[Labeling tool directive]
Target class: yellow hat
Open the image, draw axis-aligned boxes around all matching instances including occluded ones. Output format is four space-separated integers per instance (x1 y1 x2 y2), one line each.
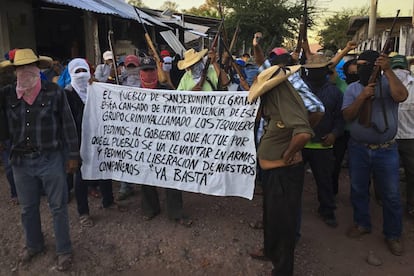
248 65 301 103
177 48 208 70
0 48 52 69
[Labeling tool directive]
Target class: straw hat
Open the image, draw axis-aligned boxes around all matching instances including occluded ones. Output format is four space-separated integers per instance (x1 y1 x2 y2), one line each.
248 65 301 103
177 48 208 70
0 48 52 69
302 54 332 69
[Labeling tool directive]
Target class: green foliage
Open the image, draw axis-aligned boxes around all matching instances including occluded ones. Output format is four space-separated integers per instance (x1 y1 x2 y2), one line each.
160 1 179 12
318 6 369 52
126 0 144 7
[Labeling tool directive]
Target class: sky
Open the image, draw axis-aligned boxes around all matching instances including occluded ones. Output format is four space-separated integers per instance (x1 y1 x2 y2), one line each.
141 0 413 17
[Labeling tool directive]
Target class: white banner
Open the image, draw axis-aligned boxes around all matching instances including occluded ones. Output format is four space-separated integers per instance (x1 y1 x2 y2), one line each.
80 82 260 199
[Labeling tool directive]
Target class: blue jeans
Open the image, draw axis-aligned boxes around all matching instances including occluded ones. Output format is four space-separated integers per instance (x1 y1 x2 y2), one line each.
11 150 72 255
348 139 402 239
1 140 17 198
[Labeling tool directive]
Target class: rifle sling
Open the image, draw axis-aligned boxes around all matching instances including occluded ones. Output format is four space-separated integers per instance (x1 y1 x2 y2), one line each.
371 78 389 134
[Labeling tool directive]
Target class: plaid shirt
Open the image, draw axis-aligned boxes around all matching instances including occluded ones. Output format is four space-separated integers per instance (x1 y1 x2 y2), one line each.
0 81 79 159
259 60 325 113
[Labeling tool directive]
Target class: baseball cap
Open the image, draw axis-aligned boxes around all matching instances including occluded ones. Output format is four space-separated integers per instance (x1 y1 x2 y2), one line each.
269 47 289 57
103 51 113 61
125 55 140 67
160 50 170 58
140 56 156 70
390 54 408 70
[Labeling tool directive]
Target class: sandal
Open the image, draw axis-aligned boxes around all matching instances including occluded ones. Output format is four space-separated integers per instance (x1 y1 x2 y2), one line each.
19 247 44 265
10 197 19 205
175 217 193 227
249 220 263 230
88 188 101 198
249 248 269 261
103 202 128 212
57 253 72 272
143 212 159 221
79 215 94 228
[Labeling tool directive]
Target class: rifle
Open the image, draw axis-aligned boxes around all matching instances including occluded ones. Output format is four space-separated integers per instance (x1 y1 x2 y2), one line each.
220 36 250 91
222 21 240 71
133 7 167 83
195 21 223 90
294 16 305 55
358 9 400 127
107 30 119 85
107 17 120 85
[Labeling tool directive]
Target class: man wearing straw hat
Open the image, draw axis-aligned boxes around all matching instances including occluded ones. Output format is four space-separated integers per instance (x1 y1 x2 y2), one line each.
248 65 314 276
0 48 78 271
177 48 229 91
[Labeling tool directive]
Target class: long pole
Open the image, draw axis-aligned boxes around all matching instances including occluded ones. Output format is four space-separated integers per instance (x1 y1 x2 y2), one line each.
368 0 378 39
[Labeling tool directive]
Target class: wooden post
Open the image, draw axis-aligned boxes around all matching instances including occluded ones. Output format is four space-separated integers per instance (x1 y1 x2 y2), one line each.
368 0 378 39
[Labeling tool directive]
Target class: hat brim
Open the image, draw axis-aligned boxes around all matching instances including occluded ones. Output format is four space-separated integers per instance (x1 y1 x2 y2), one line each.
0 56 52 70
248 65 301 103
177 49 208 70
302 61 332 69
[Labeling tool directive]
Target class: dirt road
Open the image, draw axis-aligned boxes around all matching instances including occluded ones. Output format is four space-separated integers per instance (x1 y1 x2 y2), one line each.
0 167 413 275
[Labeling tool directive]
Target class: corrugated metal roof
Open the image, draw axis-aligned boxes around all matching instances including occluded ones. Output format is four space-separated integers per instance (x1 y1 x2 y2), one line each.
42 0 169 28
44 0 117 15
160 31 187 56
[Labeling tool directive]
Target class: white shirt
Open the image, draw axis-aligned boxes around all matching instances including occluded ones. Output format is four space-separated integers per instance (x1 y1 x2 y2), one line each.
395 69 414 139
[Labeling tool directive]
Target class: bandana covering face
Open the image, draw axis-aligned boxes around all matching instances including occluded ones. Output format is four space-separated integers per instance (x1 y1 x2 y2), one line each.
16 65 41 105
68 58 90 103
140 69 158 89
162 56 173 72
125 67 141 87
190 61 205 83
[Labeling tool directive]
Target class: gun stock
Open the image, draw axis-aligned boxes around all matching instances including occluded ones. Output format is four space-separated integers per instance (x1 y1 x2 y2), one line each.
358 9 400 127
196 21 223 90
134 7 167 83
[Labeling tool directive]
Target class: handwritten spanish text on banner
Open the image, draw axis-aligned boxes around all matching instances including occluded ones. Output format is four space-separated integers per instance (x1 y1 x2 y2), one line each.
81 83 260 199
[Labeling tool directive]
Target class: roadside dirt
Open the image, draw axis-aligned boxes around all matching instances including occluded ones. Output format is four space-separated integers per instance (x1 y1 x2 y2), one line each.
0 166 413 275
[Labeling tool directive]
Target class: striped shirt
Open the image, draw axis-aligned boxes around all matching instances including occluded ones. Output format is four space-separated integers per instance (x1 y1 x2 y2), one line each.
259 59 325 113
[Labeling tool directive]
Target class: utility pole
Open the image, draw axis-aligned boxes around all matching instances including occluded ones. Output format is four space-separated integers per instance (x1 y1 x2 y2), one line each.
368 0 378 39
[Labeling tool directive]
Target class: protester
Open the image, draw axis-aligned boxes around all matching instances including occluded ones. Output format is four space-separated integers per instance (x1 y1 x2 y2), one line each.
177 48 230 91
302 54 345 228
94 50 117 83
139 56 192 227
117 54 141 200
0 48 78 271
252 34 325 128
248 64 313 276
342 50 408 256
391 54 414 218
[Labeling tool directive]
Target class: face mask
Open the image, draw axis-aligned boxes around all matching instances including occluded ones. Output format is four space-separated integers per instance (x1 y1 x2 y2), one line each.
357 63 374 86
16 65 42 105
125 67 141 87
345 73 359 84
306 67 328 87
71 71 90 103
190 61 204 80
140 69 158 89
162 62 172 72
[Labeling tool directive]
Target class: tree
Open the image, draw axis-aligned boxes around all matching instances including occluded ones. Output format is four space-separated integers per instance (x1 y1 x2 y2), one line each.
160 1 179 12
126 0 144 7
220 0 306 53
318 6 369 52
182 0 220 18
